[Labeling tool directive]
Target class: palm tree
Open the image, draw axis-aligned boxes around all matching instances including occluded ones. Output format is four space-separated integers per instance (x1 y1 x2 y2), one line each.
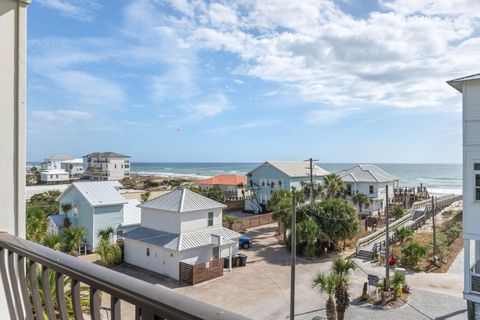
390 271 406 300
62 226 87 255
332 256 356 320
394 227 413 244
323 174 345 199
352 193 368 213
297 217 321 256
391 205 405 220
96 239 122 267
26 205 48 243
312 272 338 320
97 226 114 243
269 190 293 241
61 203 72 227
43 233 63 251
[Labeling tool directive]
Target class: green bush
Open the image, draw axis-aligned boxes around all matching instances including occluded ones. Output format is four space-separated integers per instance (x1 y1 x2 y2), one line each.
96 239 122 267
444 221 462 243
401 241 427 268
391 205 405 220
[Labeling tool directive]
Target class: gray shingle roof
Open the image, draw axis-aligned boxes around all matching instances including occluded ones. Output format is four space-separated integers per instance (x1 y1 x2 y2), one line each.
250 161 329 178
447 73 480 93
139 189 227 213
58 181 127 207
337 164 399 183
84 152 130 158
124 226 241 251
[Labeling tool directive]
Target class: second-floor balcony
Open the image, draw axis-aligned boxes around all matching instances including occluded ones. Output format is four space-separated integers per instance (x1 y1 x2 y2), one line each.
0 231 246 320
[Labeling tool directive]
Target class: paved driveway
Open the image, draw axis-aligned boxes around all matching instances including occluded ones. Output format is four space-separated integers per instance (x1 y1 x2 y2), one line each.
108 223 467 319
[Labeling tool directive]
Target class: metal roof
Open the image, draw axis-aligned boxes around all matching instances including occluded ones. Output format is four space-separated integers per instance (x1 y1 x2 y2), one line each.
139 188 227 213
447 73 480 93
84 152 130 158
58 181 127 207
48 214 65 227
40 169 70 175
124 226 241 251
249 161 329 178
121 199 141 227
337 164 399 183
45 155 74 161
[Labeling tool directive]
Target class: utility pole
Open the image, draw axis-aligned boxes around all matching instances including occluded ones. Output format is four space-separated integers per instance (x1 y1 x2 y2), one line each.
432 196 437 265
304 158 318 206
385 185 390 288
290 195 297 320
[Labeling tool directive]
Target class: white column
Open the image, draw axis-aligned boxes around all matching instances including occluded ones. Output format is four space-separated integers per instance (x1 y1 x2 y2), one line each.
229 244 232 271
465 239 471 293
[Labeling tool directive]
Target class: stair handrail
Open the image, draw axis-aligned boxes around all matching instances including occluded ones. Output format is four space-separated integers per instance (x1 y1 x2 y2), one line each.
355 194 461 254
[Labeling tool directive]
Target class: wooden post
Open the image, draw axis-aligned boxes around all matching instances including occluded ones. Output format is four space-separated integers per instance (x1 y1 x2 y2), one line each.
385 185 390 288
432 196 437 264
290 195 297 320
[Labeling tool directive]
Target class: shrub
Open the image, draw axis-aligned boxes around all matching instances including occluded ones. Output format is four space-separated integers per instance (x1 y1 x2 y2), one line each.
394 227 413 244
444 221 462 243
401 241 427 268
390 271 406 300
96 239 122 267
391 205 405 220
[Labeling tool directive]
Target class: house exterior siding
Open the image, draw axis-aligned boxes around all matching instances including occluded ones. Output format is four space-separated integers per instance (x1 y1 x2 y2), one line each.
248 163 291 204
141 208 181 233
180 208 222 232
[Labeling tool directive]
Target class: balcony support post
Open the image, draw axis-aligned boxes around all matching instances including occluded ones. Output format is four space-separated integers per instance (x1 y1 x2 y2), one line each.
466 239 471 293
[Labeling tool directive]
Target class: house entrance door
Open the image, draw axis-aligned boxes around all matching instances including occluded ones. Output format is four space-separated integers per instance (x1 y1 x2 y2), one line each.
212 246 219 259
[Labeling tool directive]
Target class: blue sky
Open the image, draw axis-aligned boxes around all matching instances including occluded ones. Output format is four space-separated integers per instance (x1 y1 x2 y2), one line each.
27 0 480 163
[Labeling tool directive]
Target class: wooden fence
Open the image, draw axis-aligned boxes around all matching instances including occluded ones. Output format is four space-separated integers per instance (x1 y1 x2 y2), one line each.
179 258 224 285
225 212 274 232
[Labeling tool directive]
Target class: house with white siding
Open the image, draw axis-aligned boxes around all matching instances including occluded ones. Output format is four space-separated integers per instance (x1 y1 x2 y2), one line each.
83 152 131 181
123 188 242 283
337 164 399 213
40 169 70 184
247 161 329 205
447 73 480 317
55 181 141 251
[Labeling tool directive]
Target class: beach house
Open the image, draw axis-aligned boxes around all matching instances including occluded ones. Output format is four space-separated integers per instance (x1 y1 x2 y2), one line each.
123 188 242 284
60 158 84 176
247 161 329 205
448 73 480 317
83 152 131 181
337 164 399 213
56 181 135 251
197 174 248 199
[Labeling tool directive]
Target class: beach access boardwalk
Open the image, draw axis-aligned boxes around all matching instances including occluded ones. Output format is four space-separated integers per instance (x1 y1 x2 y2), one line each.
356 194 462 260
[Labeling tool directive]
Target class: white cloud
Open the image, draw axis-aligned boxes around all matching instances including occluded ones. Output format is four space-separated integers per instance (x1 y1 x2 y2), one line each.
122 120 151 127
31 109 92 122
210 119 281 135
305 108 352 125
181 94 231 120
36 0 100 21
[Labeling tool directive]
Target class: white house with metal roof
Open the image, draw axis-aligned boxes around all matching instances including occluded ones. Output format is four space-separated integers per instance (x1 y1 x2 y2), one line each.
54 181 139 251
40 169 70 184
337 164 399 213
247 161 330 205
123 188 242 282
447 73 480 317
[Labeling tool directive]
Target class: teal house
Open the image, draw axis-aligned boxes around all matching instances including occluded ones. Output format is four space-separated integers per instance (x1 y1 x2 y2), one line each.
55 181 130 252
247 161 329 205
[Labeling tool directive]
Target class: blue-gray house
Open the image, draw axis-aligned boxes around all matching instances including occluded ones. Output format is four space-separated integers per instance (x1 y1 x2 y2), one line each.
247 161 329 205
55 181 129 252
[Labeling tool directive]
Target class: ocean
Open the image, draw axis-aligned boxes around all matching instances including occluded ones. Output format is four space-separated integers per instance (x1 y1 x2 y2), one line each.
129 162 462 195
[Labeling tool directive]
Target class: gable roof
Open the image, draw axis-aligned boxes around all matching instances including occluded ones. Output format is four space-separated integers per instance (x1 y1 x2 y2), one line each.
84 152 130 158
249 161 329 178
447 73 480 93
45 155 74 161
337 164 399 183
121 199 141 227
198 174 246 186
48 214 65 227
58 181 127 207
139 188 227 213
124 226 241 251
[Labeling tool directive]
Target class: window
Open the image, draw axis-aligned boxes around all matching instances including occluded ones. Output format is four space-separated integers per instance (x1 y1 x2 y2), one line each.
56 175 58 178
261 179 265 187
116 230 124 237
476 163 480 200
208 212 214 226
125 164 130 169
146 247 150 256
115 164 117 169
369 185 374 194
212 247 219 259
346 184 352 196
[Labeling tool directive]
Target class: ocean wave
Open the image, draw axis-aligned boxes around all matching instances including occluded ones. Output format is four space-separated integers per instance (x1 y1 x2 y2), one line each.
428 187 462 195
132 171 212 179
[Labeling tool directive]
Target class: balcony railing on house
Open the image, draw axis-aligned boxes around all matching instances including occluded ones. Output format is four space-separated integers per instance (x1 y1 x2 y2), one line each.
471 261 480 294
0 231 247 320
